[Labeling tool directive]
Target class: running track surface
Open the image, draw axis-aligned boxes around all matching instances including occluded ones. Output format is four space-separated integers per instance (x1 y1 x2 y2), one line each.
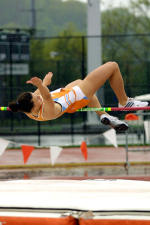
1 147 150 181
0 146 150 166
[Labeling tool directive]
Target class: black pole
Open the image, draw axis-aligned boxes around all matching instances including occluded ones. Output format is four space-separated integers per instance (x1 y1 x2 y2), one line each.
70 114 74 145
146 60 149 94
31 0 36 29
81 36 85 80
37 121 41 146
9 40 14 132
81 36 87 131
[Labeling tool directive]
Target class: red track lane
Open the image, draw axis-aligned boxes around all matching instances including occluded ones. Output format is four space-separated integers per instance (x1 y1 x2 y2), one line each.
0 147 150 165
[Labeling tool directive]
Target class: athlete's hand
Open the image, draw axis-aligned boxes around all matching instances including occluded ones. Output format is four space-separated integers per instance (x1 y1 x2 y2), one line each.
43 72 53 86
26 77 43 87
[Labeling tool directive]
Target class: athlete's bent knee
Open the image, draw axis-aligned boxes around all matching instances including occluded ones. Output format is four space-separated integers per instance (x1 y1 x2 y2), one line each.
106 61 119 71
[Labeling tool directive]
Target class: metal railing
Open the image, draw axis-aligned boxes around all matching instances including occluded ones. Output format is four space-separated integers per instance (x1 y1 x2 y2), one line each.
124 112 150 167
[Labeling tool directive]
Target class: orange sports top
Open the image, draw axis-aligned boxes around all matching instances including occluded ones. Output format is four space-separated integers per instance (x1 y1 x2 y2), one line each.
28 85 89 121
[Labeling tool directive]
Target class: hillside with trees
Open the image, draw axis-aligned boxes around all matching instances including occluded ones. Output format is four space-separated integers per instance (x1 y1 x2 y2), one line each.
0 0 86 36
1 0 150 103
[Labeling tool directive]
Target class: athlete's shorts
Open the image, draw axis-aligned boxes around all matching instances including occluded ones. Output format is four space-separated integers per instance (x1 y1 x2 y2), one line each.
51 86 89 113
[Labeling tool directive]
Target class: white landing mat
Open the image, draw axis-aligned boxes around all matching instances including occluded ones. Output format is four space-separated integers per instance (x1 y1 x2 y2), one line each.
0 179 150 212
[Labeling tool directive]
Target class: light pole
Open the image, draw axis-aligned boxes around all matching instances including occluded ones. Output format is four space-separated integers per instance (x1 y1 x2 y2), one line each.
87 0 104 124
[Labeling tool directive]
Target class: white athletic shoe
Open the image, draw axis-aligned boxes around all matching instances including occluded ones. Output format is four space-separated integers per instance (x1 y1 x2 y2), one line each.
100 114 128 132
119 98 148 108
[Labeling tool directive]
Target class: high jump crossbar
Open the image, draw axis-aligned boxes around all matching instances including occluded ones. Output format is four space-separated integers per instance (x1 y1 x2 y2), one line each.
0 107 10 111
78 106 150 112
1 106 150 112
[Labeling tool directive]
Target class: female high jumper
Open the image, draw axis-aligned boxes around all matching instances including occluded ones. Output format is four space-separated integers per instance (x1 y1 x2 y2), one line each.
9 62 148 132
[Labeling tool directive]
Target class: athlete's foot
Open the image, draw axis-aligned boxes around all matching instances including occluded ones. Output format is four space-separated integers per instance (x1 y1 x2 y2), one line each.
100 114 128 132
119 98 148 108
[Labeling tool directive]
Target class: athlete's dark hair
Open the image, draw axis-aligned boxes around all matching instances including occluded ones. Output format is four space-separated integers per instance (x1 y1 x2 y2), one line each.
8 92 34 113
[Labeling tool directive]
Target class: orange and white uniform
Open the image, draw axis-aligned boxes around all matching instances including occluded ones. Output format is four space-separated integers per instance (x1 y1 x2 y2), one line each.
51 85 89 113
28 86 89 121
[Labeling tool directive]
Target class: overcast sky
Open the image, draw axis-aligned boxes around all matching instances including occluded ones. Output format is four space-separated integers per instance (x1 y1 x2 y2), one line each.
63 0 130 10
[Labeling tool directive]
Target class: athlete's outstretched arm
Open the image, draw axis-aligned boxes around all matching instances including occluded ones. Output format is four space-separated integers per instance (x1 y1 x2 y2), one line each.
33 72 53 95
26 76 57 117
43 72 53 86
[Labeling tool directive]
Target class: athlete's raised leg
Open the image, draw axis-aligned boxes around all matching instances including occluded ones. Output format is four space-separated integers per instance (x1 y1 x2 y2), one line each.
78 62 128 106
88 95 106 116
78 61 148 108
88 95 128 131
65 79 82 89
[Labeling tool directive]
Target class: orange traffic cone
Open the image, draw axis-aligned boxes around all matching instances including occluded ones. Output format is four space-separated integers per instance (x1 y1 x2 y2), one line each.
21 145 34 164
80 141 88 160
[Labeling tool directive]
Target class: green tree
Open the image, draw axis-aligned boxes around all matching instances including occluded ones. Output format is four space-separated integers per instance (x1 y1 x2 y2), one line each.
30 24 85 89
0 0 86 36
102 7 150 98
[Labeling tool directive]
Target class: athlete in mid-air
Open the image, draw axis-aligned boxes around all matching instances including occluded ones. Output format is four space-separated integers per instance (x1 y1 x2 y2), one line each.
9 62 148 132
